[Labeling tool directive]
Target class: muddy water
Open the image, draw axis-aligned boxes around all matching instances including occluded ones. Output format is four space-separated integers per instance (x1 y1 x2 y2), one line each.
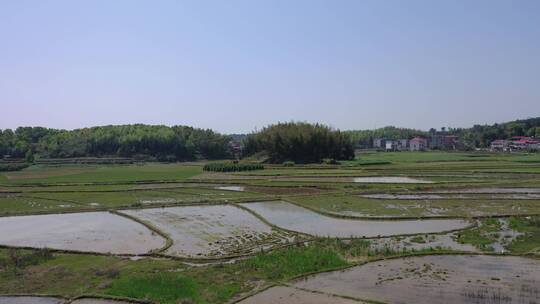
240 201 469 237
353 176 433 183
435 188 540 194
71 299 132 304
0 298 133 304
0 297 64 304
295 255 540 304
215 185 245 192
361 194 470 200
371 233 478 253
0 212 165 254
238 286 359 304
121 205 285 258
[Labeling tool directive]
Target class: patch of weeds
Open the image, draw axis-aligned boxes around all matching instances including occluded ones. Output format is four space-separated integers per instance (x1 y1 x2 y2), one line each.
410 235 427 244
0 248 53 274
457 219 501 252
106 272 200 304
507 216 540 254
240 242 348 280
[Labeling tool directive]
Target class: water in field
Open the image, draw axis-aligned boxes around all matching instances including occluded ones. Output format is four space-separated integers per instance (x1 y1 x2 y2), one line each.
435 187 540 194
0 212 165 254
0 298 133 304
121 205 288 258
362 194 459 199
362 193 540 200
238 286 359 304
294 255 540 304
0 297 64 304
353 176 433 183
214 185 245 192
240 201 469 237
371 232 478 252
71 299 133 304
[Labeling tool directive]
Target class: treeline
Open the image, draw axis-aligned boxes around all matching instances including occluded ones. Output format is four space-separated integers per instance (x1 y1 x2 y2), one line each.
345 117 540 149
0 125 232 161
345 126 428 148
445 117 540 148
242 122 354 163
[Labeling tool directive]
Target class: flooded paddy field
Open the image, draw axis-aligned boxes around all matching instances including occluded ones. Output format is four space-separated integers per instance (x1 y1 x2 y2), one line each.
294 255 540 304
371 232 478 253
353 176 434 183
0 297 64 304
290 194 540 218
0 188 262 215
458 217 540 254
431 187 540 194
214 185 245 192
238 286 361 304
0 298 133 304
121 205 291 258
0 212 165 254
361 193 540 200
1 153 540 304
70 299 134 304
240 201 469 237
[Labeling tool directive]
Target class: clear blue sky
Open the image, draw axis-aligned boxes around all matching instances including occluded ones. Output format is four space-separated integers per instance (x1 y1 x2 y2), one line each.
1 0 539 133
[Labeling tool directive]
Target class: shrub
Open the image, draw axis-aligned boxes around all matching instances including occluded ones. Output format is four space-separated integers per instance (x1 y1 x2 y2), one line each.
203 162 264 172
282 161 295 167
0 163 30 172
322 158 340 165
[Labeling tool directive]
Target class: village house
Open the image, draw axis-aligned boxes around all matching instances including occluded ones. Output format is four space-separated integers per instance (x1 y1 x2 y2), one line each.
397 139 409 151
490 136 538 152
373 138 386 149
430 134 459 150
385 140 397 151
509 136 539 151
410 137 428 151
490 140 510 151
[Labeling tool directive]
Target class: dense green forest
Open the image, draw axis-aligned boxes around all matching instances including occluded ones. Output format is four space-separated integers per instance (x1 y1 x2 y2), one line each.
242 122 354 163
0 125 232 161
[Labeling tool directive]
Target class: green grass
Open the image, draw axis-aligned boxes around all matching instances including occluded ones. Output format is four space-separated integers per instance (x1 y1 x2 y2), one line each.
242 243 348 280
457 218 501 251
350 151 540 164
106 273 201 303
507 216 540 254
0 242 349 303
1 163 203 185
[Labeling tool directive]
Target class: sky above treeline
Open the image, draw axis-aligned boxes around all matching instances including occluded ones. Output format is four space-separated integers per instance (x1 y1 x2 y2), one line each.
1 0 539 133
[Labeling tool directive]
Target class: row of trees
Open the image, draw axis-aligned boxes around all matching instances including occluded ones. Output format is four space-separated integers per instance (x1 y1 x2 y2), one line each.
242 122 354 163
445 118 540 148
0 125 232 161
345 117 540 149
345 126 428 148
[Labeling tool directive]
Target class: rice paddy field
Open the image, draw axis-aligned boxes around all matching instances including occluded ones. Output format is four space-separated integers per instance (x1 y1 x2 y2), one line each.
1 151 540 304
